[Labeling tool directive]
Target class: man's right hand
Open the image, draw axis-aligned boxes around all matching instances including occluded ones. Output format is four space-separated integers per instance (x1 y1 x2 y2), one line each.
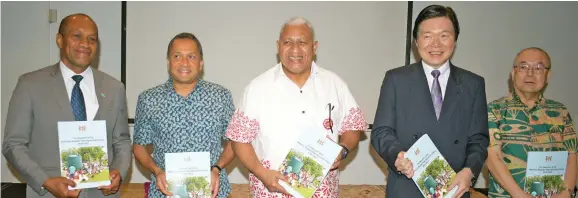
259 169 291 195
42 177 81 198
395 151 414 178
509 189 535 198
153 170 173 196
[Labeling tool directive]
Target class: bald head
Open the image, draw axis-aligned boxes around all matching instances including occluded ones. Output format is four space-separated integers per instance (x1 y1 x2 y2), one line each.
514 47 551 68
511 47 551 95
58 13 98 36
56 13 99 73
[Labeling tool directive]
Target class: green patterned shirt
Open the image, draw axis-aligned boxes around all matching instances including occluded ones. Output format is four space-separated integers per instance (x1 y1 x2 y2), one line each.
487 92 576 197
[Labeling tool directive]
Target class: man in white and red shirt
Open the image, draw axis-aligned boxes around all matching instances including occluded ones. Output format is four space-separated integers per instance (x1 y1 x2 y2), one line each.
225 16 368 198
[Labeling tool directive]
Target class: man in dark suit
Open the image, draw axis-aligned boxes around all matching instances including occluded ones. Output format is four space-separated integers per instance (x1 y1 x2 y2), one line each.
371 5 489 198
2 13 131 198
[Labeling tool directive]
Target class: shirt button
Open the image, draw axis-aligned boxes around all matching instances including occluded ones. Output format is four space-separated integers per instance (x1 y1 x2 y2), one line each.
454 140 459 144
302 111 305 114
300 90 303 93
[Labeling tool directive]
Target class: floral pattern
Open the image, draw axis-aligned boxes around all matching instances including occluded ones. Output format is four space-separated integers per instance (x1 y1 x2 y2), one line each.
133 79 234 198
248 160 339 198
339 107 369 135
225 109 260 143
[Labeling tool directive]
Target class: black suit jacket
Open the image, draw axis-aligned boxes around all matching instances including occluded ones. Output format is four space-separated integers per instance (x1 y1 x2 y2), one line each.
370 62 489 198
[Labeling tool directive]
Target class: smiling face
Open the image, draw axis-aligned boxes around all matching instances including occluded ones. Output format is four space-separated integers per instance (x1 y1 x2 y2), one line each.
512 48 551 94
277 24 318 76
167 38 204 85
415 17 456 68
56 15 98 72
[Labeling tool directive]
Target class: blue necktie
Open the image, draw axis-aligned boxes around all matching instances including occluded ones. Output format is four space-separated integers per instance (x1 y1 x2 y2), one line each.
71 75 87 121
431 70 442 120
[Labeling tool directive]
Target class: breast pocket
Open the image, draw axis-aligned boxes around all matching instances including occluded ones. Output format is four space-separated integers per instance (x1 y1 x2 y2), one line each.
192 107 224 144
317 102 342 138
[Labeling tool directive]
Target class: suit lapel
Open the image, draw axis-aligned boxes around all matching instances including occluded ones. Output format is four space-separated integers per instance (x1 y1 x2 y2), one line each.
409 63 438 121
50 64 75 121
93 69 107 120
438 64 461 123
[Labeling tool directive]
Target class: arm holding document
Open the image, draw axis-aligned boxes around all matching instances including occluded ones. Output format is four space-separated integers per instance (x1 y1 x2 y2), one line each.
371 71 413 177
132 94 172 196
557 112 577 198
2 74 80 197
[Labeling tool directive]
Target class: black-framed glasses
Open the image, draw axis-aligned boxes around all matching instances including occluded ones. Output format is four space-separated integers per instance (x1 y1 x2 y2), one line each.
514 63 551 74
327 103 334 134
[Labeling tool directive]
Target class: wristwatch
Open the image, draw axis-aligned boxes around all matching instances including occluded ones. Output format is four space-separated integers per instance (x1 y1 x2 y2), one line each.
569 188 576 198
211 165 222 172
340 145 349 160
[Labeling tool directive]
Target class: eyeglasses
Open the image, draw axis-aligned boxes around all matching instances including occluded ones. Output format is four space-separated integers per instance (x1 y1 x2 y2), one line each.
327 103 334 134
513 63 551 74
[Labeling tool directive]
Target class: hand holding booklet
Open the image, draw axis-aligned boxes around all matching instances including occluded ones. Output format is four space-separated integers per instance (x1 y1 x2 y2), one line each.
165 152 211 198
58 121 110 190
405 134 458 198
277 132 342 198
524 151 568 198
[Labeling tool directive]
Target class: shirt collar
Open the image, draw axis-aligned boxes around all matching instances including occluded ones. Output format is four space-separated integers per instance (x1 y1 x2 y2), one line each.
164 77 204 96
422 60 450 77
508 91 546 107
274 61 320 82
59 61 93 81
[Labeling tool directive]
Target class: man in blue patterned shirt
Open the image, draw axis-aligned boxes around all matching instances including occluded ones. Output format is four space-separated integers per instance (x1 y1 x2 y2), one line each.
132 32 236 198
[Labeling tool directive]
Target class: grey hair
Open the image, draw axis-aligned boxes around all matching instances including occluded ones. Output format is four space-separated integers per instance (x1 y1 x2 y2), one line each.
280 16 315 39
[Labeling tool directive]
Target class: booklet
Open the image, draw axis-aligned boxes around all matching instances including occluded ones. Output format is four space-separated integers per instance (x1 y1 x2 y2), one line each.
405 134 458 198
277 131 342 198
524 151 568 197
57 120 110 190
165 152 211 198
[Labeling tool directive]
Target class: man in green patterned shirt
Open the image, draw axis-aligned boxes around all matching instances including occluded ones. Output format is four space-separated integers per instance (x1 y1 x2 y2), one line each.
486 47 577 198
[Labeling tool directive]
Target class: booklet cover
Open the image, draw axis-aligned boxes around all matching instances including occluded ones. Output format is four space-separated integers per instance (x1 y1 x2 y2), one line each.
524 151 568 197
58 120 110 190
405 134 458 198
165 152 211 198
277 131 342 198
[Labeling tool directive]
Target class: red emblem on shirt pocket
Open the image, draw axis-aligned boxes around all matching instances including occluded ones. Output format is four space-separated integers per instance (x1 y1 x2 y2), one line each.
323 118 333 130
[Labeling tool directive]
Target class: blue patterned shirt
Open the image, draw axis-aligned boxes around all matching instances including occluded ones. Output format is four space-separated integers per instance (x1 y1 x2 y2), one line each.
133 79 234 198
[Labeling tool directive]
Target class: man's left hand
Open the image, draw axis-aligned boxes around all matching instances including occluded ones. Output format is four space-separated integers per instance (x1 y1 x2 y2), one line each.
448 168 473 198
552 190 571 198
98 169 121 196
210 168 220 198
330 150 345 170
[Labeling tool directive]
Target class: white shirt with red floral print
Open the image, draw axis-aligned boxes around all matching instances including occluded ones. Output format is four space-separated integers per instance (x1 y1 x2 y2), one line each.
226 61 368 198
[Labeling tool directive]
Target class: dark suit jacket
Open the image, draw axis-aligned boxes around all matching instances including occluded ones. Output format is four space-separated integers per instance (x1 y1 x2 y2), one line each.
370 62 489 198
2 64 132 198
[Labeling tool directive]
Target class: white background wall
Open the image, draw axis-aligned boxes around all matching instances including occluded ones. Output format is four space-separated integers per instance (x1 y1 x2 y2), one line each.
2 1 578 189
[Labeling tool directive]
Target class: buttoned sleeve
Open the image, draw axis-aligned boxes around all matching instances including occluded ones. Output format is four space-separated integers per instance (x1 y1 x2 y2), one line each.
225 83 261 143
133 92 153 145
487 104 502 148
336 79 368 135
562 110 577 153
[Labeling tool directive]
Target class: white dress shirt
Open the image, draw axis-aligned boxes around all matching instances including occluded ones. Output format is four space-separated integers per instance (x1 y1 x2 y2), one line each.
60 62 99 121
422 60 450 99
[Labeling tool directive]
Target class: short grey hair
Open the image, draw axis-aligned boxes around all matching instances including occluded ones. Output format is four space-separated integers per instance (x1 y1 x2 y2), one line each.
280 16 315 39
